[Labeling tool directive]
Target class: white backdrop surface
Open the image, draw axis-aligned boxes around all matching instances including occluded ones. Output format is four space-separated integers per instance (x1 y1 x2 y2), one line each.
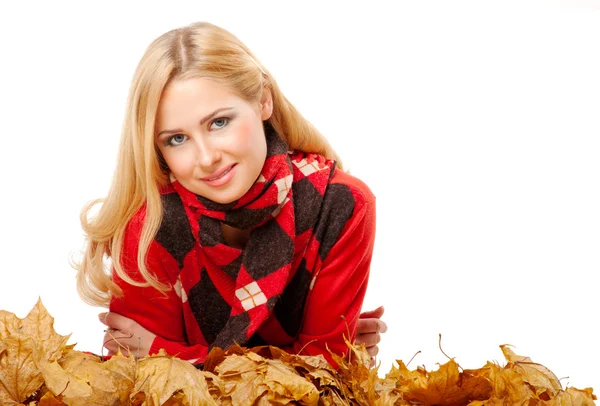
0 0 598 394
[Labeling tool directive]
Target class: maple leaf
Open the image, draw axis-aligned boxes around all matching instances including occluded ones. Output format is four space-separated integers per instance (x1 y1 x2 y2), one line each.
500 344 563 400
259 356 320 404
253 346 338 390
133 349 217 405
41 349 137 405
34 355 93 400
211 350 320 405
0 299 70 403
542 387 597 405
212 353 267 404
37 390 66 405
465 360 533 403
387 359 492 405
466 347 597 404
329 340 400 405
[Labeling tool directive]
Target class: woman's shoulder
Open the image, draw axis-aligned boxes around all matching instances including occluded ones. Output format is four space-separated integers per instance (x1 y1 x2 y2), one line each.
306 163 376 261
289 151 375 210
329 167 375 211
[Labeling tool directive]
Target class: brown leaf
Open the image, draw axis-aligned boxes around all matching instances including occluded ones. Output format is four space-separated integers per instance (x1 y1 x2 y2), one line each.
327 340 394 405
45 350 137 405
0 299 70 403
212 350 321 405
37 390 66 405
261 357 319 404
256 346 338 390
213 353 274 405
391 359 492 405
133 349 217 405
35 356 92 400
500 345 562 399
466 361 533 403
540 387 597 405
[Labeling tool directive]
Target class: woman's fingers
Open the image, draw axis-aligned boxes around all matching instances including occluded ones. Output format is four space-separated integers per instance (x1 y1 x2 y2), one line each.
102 331 121 355
103 329 139 357
356 331 381 348
99 312 136 333
356 308 388 368
100 313 138 356
357 318 388 335
98 312 155 358
366 343 380 358
359 306 385 320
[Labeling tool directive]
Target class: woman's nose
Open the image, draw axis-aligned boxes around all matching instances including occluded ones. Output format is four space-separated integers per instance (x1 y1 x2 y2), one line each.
194 137 222 168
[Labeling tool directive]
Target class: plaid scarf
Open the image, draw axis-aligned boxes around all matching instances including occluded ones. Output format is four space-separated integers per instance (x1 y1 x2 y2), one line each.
167 124 335 352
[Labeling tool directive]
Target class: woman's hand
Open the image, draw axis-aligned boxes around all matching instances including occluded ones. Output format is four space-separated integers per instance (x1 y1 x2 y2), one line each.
355 306 388 367
98 312 156 358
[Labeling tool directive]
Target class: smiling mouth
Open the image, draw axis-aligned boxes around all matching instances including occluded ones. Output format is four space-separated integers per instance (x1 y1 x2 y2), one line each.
204 164 235 181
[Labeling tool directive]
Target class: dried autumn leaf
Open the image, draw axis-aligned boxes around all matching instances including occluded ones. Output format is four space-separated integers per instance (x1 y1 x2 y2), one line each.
37 390 66 405
34 355 92 400
541 386 597 405
133 349 216 405
259 357 319 404
329 340 396 405
212 351 320 405
214 354 266 405
500 344 563 399
202 344 250 373
465 361 533 404
44 349 137 405
0 299 70 403
466 347 596 404
387 358 492 405
254 346 338 390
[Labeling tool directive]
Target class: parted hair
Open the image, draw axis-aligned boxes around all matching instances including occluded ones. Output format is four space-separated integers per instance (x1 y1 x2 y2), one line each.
74 22 342 307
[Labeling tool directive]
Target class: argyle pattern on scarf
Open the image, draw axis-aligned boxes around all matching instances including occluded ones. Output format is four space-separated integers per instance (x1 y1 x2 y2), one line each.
155 124 345 356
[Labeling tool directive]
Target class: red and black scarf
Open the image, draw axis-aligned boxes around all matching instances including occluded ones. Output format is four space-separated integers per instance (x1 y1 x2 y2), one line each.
167 124 336 352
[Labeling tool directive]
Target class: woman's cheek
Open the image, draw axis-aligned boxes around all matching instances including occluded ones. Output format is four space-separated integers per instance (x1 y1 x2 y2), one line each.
165 148 192 176
231 121 254 151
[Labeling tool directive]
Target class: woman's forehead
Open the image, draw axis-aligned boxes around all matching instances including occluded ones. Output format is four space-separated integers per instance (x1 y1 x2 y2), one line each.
155 78 249 130
160 78 236 106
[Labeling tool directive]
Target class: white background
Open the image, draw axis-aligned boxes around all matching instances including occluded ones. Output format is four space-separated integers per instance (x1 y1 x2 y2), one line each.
1 0 598 395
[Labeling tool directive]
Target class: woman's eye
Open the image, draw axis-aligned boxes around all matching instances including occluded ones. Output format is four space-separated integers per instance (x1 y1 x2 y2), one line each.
210 117 229 130
168 134 187 146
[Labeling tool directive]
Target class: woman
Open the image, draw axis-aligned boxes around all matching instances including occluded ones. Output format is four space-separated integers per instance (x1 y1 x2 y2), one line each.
76 21 385 367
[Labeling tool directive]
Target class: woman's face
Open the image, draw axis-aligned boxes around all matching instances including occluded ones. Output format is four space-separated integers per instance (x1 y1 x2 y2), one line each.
155 78 272 204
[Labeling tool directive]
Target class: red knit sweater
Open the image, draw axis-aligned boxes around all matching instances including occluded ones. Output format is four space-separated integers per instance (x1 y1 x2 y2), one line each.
110 168 376 366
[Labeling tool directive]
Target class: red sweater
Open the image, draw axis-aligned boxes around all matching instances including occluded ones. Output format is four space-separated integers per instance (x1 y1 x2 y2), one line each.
110 168 376 366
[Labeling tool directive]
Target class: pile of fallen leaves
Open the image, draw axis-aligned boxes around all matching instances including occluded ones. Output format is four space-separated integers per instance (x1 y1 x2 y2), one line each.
0 301 596 405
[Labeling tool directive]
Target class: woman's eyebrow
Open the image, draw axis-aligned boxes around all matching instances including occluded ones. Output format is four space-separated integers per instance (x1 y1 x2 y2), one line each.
156 107 235 137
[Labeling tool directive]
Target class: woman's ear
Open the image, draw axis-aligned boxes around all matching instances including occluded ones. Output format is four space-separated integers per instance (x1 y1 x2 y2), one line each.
260 87 273 120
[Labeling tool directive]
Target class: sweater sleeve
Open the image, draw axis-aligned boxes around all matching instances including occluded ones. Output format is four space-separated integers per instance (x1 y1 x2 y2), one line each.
109 208 212 364
286 182 376 364
109 209 191 349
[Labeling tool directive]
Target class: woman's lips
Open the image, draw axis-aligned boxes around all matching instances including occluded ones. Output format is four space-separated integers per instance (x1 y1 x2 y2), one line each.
201 164 237 186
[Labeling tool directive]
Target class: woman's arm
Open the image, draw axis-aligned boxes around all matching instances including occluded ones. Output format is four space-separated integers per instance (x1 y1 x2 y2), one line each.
100 311 211 363
103 208 196 357
283 184 377 365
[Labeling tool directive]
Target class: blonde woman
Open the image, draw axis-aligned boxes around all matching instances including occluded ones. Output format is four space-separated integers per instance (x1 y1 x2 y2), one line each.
76 22 386 367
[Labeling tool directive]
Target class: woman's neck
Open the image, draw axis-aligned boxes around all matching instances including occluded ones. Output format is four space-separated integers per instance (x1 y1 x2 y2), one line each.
221 223 250 249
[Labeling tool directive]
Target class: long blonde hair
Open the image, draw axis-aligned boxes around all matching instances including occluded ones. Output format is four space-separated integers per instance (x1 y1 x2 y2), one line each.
75 22 342 307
